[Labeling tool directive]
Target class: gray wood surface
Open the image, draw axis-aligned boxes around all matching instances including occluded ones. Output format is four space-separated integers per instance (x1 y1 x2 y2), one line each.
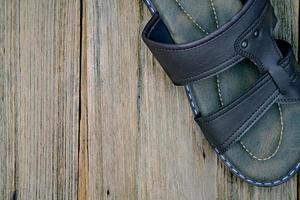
0 0 80 199
0 0 299 199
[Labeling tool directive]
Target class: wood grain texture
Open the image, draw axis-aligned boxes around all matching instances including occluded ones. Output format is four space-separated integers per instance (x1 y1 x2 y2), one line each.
0 0 80 199
0 0 299 199
85 0 299 199
271 0 299 57
85 0 141 199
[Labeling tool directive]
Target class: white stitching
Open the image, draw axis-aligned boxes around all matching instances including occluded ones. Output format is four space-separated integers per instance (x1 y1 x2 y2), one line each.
144 0 156 14
239 104 284 161
185 86 198 115
201 76 273 123
176 0 224 113
215 147 300 186
210 0 220 29
210 0 224 108
144 0 296 187
289 170 295 176
222 92 280 150
147 0 258 52
273 180 281 184
173 0 209 35
216 75 224 107
239 174 245 179
215 0 283 157
282 176 288 181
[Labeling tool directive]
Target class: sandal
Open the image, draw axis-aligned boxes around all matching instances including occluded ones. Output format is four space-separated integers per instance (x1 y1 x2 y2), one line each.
142 0 300 187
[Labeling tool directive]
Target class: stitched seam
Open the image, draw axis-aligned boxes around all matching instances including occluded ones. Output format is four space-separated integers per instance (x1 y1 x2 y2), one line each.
144 0 298 186
174 0 209 35
147 0 287 154
172 0 216 116
146 0 258 52
145 1 267 83
176 0 225 116
239 104 283 161
222 92 279 149
279 57 290 66
144 0 156 14
281 58 291 68
216 75 224 106
155 0 241 84
232 3 286 158
145 0 260 84
238 46 293 159
173 55 242 83
234 2 286 159
201 75 271 121
216 147 300 186
209 0 225 107
186 86 198 115
202 76 272 123
275 66 300 103
222 92 280 150
210 0 219 29
278 98 300 103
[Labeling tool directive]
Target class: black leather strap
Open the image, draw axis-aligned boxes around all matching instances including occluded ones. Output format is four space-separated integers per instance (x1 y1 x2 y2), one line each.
142 0 300 152
234 1 295 95
195 47 299 152
196 74 280 152
142 0 267 85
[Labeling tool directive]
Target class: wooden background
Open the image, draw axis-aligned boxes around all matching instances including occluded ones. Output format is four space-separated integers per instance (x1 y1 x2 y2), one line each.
0 0 299 199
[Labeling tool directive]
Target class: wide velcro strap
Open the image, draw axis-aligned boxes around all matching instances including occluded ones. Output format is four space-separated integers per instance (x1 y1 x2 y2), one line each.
142 0 269 85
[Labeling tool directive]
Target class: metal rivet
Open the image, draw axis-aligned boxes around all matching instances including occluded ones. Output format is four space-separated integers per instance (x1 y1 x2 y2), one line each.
254 30 259 37
241 41 248 48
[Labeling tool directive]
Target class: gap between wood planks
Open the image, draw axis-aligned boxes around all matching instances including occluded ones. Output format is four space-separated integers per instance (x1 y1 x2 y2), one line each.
294 0 300 193
297 1 300 198
78 0 89 199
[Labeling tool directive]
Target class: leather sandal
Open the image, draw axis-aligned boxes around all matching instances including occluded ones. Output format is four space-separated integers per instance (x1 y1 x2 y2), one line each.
142 0 300 186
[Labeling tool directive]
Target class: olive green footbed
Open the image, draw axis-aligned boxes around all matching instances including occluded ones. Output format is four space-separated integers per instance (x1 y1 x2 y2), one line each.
149 0 300 184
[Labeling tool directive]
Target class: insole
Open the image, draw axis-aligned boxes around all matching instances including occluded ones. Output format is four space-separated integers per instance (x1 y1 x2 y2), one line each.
150 0 300 181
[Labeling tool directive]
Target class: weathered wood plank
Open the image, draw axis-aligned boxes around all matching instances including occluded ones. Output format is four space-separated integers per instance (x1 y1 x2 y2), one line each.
86 0 141 199
86 0 299 199
0 0 80 199
138 22 218 200
272 0 299 56
0 1 19 199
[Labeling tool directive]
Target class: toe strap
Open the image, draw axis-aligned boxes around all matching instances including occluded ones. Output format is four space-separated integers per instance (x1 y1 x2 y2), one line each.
195 74 280 153
196 47 300 153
